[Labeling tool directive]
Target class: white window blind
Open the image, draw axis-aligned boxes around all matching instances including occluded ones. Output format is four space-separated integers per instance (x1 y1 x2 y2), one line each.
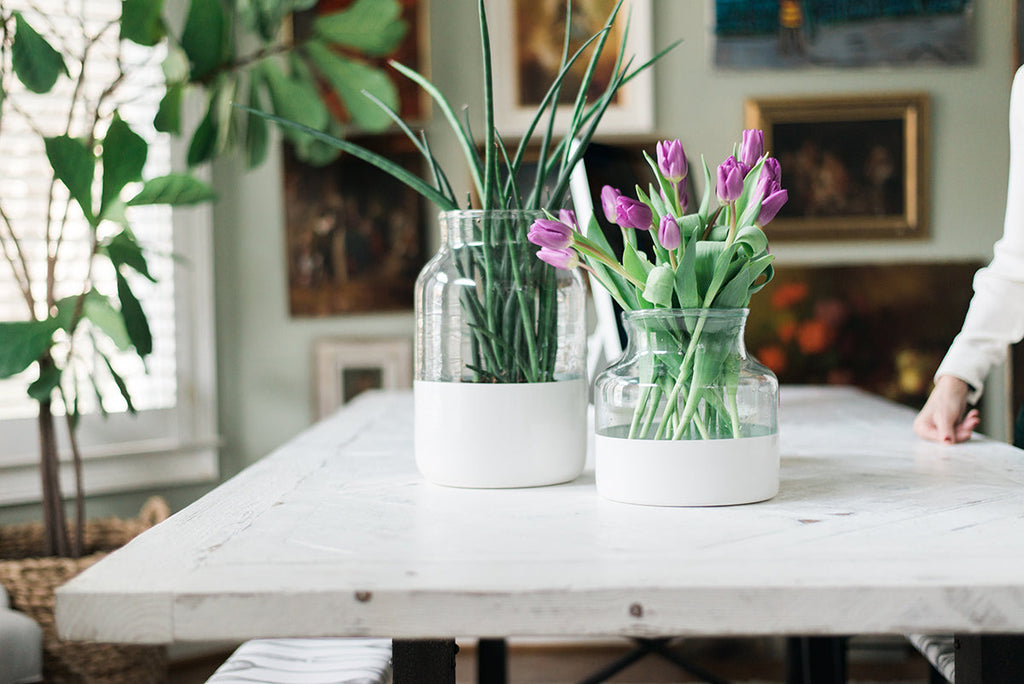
0 0 219 504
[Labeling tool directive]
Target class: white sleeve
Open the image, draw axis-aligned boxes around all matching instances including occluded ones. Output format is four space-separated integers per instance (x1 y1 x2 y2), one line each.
935 65 1024 404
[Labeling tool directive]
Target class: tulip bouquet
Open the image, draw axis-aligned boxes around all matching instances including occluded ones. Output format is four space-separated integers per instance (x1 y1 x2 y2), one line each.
529 130 787 439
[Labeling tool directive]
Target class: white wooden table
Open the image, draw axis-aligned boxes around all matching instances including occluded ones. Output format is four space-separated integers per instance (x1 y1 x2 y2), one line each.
56 386 1024 682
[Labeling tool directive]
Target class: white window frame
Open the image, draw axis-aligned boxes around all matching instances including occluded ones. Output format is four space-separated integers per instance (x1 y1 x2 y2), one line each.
0 95 220 506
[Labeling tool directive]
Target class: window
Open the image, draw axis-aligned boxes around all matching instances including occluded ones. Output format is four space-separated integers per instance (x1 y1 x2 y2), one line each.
0 0 218 504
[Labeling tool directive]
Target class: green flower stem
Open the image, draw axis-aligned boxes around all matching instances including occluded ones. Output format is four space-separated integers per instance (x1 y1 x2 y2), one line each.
502 217 540 382
572 235 645 288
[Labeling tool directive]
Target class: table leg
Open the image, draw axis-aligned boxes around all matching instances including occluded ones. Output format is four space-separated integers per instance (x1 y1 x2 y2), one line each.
785 636 848 684
954 634 1024 683
477 638 508 684
392 639 457 683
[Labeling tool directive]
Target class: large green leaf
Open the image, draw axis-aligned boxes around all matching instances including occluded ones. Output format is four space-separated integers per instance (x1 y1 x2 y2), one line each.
121 0 166 47
260 61 329 146
102 230 155 282
304 41 395 131
155 83 184 134
312 0 407 57
45 135 95 223
11 12 67 93
187 106 217 166
27 364 61 402
101 115 148 217
0 319 57 378
83 292 132 351
98 349 136 414
181 0 226 80
115 272 152 357
128 173 215 206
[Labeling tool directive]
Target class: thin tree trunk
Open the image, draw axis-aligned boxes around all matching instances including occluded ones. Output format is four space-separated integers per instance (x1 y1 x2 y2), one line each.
38 399 70 557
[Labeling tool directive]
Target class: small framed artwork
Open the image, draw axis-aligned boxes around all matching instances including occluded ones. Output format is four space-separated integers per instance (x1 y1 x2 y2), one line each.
283 134 424 315
487 0 654 136
312 338 413 419
744 92 929 241
1017 0 1024 70
713 0 974 70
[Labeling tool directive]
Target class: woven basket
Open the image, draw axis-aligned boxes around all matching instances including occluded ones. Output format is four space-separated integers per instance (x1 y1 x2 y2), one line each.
0 496 171 683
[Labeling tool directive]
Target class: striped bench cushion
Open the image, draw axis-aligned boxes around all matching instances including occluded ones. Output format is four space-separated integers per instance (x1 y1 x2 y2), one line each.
907 633 955 683
206 638 392 684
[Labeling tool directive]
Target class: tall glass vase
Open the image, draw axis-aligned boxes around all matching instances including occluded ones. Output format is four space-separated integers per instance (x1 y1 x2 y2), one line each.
593 308 779 506
414 210 587 488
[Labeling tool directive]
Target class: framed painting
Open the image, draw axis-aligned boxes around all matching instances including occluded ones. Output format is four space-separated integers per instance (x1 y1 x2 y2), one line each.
312 337 413 418
291 0 431 125
1017 0 1024 70
283 134 424 315
487 0 654 136
745 93 929 241
745 261 981 411
713 0 974 70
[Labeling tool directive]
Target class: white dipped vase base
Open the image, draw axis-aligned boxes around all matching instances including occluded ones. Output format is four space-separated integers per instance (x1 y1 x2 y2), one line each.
414 379 587 488
595 433 779 507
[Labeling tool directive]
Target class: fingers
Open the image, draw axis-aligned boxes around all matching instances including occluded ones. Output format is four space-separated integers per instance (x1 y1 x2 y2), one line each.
953 408 980 442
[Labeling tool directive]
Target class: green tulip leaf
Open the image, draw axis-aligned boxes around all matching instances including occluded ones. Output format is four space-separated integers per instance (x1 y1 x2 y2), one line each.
101 115 148 217
304 41 396 131
312 0 407 57
11 12 68 94
121 0 166 47
44 135 95 223
642 264 675 308
128 173 215 206
0 319 57 378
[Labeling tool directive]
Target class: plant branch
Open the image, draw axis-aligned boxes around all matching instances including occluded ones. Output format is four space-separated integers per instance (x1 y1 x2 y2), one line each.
0 201 37 315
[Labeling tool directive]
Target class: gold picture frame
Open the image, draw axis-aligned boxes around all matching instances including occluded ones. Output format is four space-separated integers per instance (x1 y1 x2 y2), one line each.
744 93 929 241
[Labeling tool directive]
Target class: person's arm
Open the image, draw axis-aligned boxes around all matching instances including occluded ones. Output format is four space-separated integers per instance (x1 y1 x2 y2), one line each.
917 66 1024 442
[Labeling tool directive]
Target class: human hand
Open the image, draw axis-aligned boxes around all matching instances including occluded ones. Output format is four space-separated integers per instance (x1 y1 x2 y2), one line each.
913 375 980 444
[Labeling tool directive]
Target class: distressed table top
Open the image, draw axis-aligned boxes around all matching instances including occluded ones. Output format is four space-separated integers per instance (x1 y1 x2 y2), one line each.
56 386 1024 644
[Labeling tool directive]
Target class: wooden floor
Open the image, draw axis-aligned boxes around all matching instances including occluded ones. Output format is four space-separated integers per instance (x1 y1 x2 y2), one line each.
168 636 933 683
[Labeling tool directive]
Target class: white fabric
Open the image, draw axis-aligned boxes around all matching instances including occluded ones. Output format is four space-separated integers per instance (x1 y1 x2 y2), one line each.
935 65 1024 403
206 638 392 684
0 608 44 684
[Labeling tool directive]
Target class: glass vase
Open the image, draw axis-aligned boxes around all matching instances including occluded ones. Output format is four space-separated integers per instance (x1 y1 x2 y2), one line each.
414 210 587 488
593 308 779 506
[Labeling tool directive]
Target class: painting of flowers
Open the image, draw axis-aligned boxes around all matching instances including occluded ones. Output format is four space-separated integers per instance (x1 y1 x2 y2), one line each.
746 262 981 409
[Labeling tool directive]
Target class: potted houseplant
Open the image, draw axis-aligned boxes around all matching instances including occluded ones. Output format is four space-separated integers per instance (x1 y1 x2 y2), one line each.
528 131 787 506
248 0 676 488
0 0 409 678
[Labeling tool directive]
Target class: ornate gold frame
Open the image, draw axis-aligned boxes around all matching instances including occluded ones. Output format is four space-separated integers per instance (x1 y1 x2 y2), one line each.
744 93 929 241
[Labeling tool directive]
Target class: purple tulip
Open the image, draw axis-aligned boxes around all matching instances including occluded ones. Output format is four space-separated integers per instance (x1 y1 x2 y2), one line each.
758 187 788 225
658 214 681 250
558 209 579 232
537 246 579 270
716 156 745 203
755 171 788 224
615 196 653 230
600 186 622 223
761 156 782 185
739 129 765 168
528 218 574 250
656 139 687 183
